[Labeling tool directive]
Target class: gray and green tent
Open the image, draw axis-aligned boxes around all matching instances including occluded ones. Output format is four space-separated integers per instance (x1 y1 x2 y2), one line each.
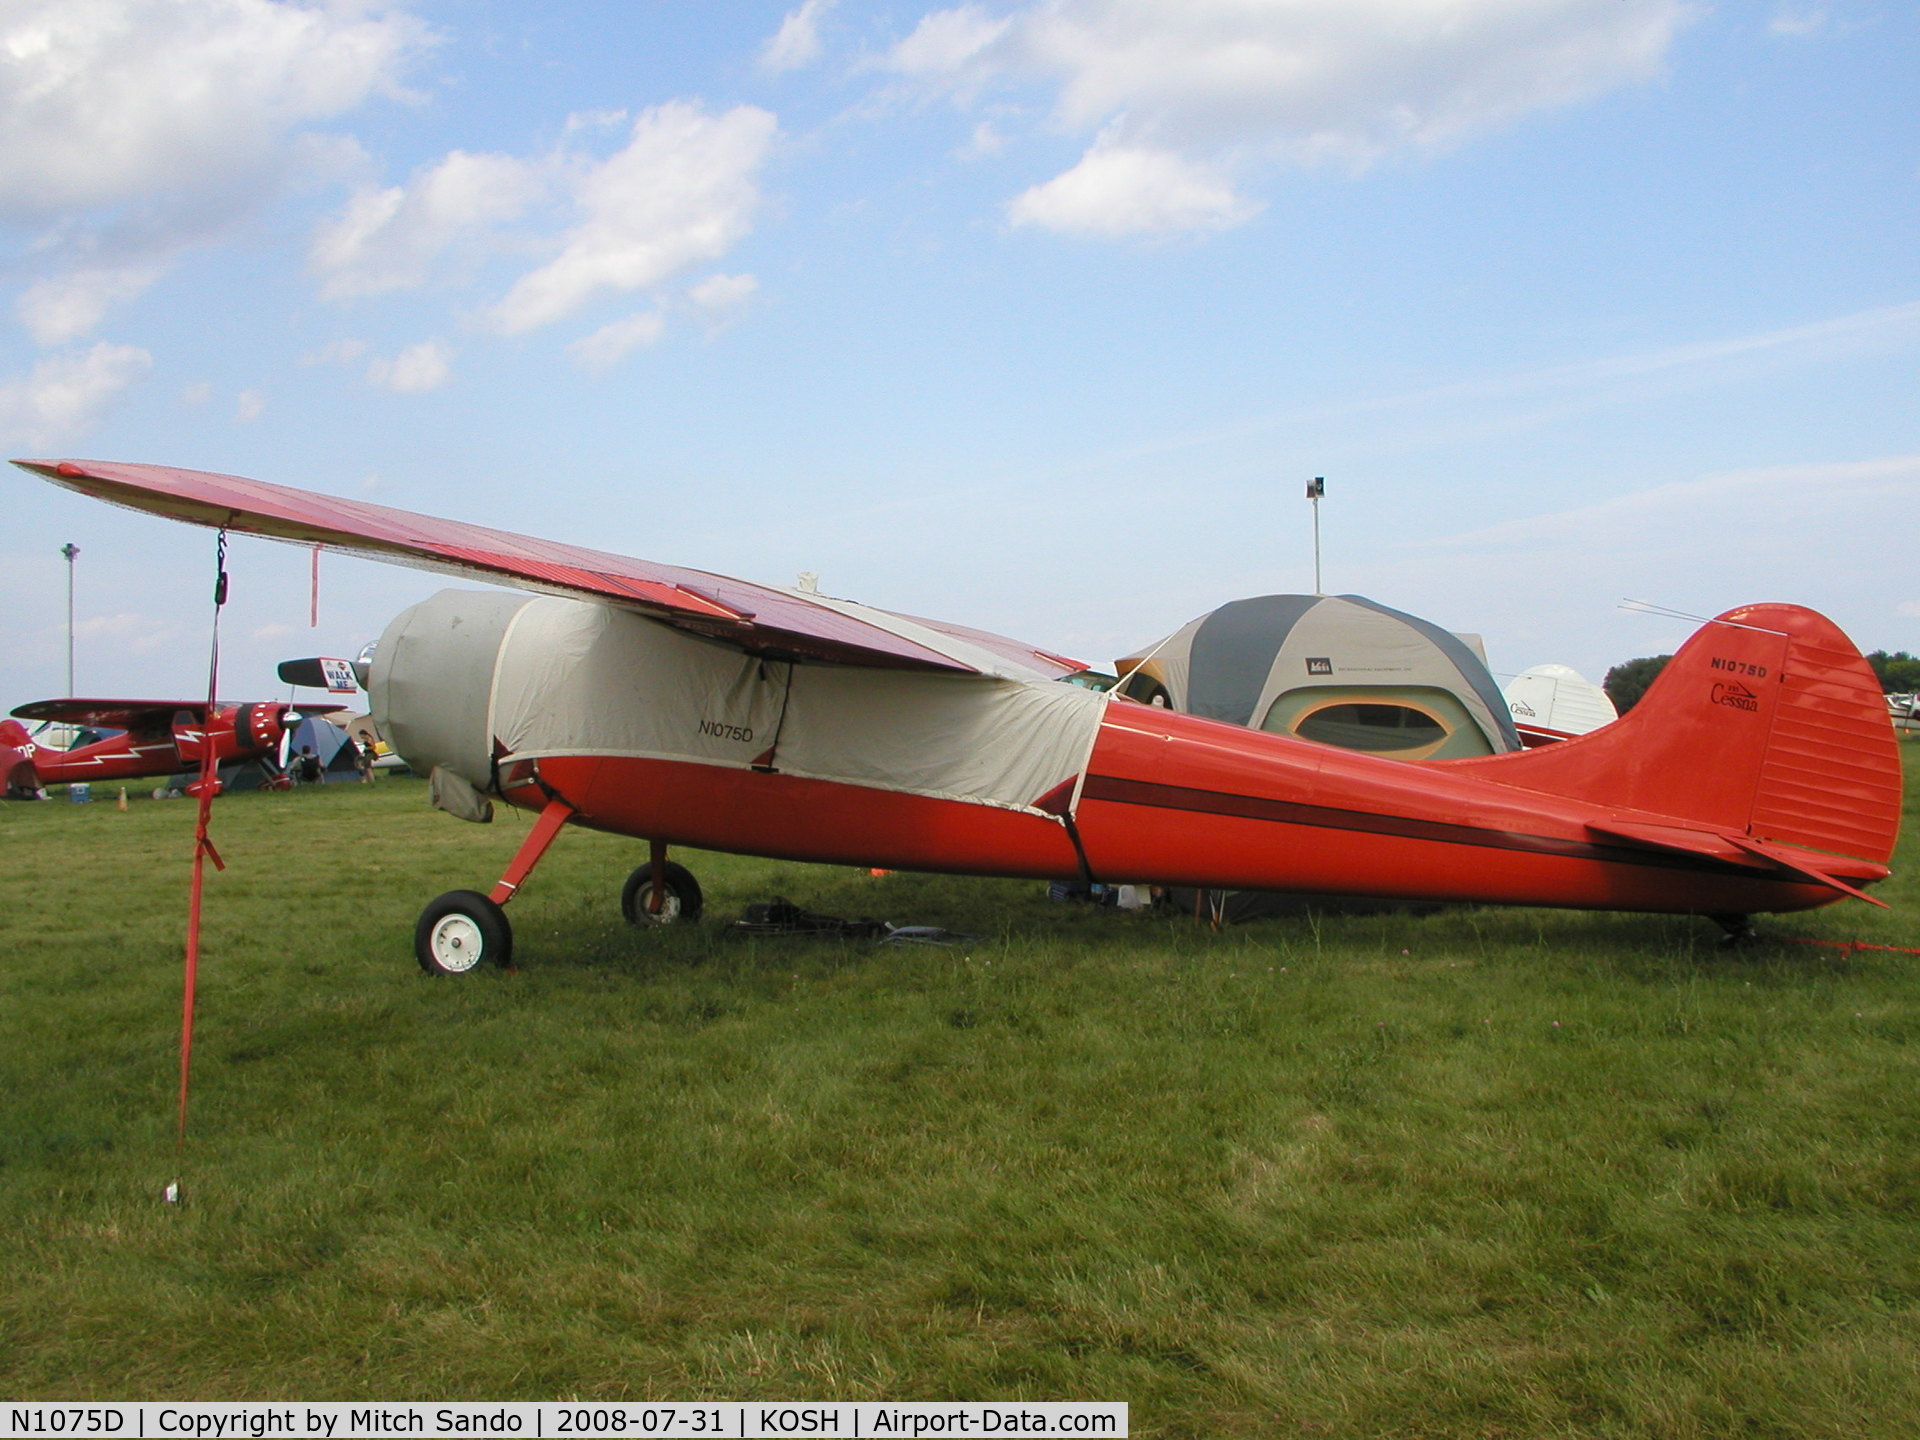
1115 593 1519 760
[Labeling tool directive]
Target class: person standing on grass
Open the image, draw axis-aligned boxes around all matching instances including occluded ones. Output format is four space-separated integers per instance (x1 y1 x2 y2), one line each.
357 738 377 783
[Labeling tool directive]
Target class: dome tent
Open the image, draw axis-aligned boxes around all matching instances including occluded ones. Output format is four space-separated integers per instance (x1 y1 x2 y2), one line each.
287 712 362 780
1503 663 1618 745
1116 593 1519 760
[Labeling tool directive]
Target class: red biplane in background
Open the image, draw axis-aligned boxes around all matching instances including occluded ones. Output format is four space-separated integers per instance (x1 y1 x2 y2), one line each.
1 698 328 798
11 458 1902 974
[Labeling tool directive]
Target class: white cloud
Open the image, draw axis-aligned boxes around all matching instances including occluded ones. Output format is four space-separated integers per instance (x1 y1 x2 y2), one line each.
1007 139 1259 236
564 108 630 135
302 338 368 367
180 381 213 406
0 342 151 448
74 610 178 654
889 4 1012 80
1418 454 1920 558
1377 454 1920 672
1768 4 1831 37
760 0 836 74
1896 602 1920 620
569 311 667 373
311 149 546 299
366 339 453 393
957 120 1009 161
0 0 427 217
0 0 430 333
16 260 167 344
491 101 778 334
235 388 265 422
689 272 758 314
887 0 1690 236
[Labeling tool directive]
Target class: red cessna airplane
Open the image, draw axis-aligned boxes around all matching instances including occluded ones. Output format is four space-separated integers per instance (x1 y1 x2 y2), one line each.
12 458 1902 974
2 698 316 797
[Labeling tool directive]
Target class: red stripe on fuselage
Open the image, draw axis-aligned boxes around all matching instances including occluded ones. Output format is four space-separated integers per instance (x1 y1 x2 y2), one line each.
512 701 1841 916
1073 707 1840 914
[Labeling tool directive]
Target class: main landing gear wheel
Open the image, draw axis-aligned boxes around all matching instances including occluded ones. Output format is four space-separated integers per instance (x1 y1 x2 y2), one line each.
622 861 703 925
416 890 514 975
1710 912 1757 948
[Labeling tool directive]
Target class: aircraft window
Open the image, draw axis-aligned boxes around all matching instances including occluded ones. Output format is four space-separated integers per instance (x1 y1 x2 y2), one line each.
1293 702 1448 753
1059 670 1118 691
1116 673 1171 708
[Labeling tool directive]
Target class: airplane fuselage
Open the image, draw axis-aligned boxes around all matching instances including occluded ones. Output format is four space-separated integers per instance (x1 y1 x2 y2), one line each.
378 590 1890 922
3 703 292 790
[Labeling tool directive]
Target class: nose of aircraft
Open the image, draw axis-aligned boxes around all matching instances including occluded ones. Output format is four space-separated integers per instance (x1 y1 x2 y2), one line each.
240 702 298 752
369 588 532 792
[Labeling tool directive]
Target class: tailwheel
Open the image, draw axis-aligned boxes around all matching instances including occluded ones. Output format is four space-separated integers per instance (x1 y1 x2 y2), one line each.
622 861 703 925
416 890 514 974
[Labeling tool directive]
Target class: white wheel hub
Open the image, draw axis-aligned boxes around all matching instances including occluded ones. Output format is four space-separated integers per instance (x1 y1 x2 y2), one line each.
428 913 486 972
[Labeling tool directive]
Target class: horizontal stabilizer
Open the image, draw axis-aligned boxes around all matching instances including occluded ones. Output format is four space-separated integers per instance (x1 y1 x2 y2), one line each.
1587 819 1751 866
1588 820 1891 907
1725 835 1891 908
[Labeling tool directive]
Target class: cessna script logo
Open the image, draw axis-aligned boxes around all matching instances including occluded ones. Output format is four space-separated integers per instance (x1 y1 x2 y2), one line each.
1708 657 1767 714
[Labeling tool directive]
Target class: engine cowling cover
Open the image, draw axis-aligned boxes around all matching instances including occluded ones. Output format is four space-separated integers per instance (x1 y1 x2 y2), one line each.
369 589 534 794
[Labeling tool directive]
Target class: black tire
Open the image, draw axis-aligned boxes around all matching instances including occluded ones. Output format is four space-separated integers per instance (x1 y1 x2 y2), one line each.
415 890 514 975
621 861 703 925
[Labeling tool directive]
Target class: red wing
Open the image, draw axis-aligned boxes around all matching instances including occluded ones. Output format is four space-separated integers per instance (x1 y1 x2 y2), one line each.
11 698 201 730
16 459 1077 677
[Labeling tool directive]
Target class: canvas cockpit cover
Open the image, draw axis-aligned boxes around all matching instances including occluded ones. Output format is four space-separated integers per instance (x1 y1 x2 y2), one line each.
379 593 1107 815
1118 594 1519 757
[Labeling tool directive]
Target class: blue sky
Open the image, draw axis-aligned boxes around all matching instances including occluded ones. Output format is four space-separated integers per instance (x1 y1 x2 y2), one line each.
3 0 1917 711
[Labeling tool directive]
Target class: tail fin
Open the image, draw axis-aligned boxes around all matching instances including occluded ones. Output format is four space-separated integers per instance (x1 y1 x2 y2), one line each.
1478 604 1902 869
2 718 38 794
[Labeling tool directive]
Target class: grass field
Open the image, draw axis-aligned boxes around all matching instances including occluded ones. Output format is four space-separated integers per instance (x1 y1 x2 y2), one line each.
3 748 1917 1437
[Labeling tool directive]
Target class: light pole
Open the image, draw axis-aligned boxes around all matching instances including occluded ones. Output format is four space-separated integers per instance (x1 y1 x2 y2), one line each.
61 542 79 695
1305 477 1324 594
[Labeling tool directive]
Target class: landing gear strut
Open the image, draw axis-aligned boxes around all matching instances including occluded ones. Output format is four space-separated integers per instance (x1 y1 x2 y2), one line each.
413 804 704 973
414 797 573 975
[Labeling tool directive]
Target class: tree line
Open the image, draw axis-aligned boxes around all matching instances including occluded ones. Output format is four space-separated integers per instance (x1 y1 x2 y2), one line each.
1602 649 1920 714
